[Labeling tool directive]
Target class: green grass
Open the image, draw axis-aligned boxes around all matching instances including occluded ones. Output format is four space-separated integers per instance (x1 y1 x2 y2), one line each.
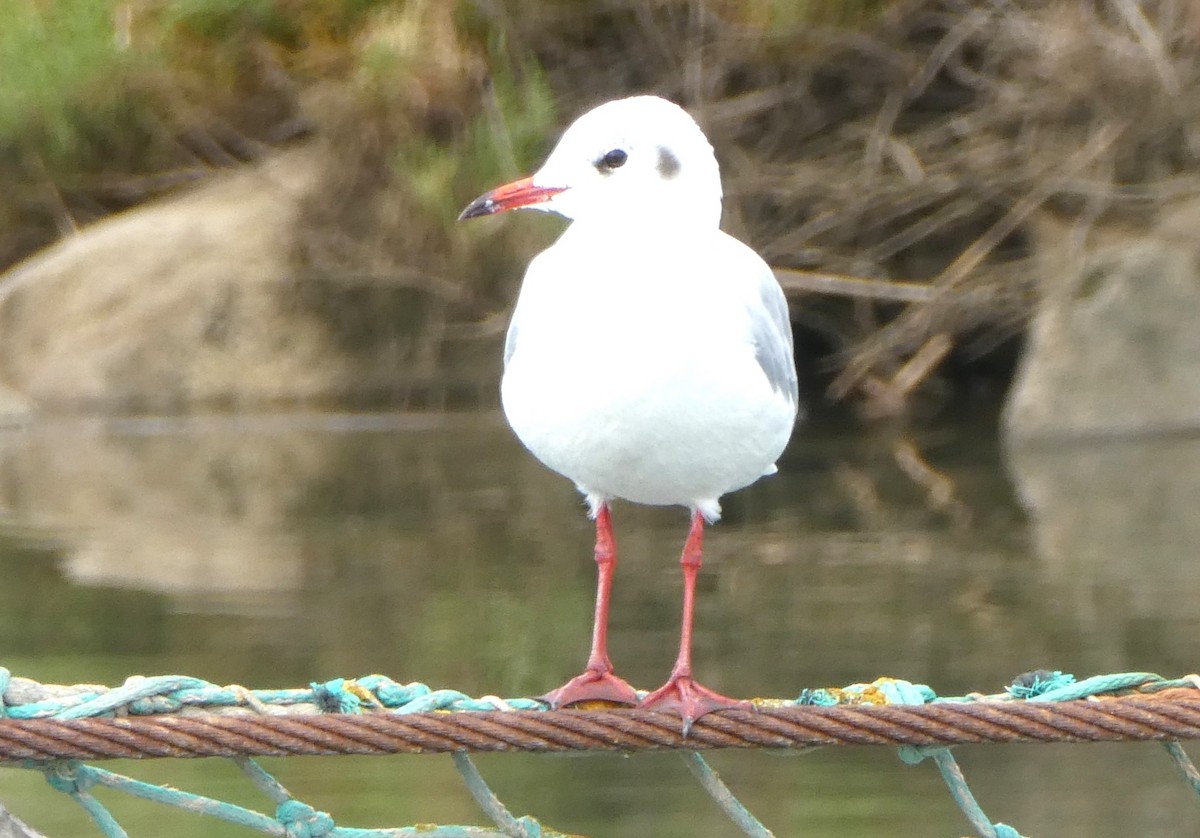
393 57 558 229
0 0 897 288
0 0 130 160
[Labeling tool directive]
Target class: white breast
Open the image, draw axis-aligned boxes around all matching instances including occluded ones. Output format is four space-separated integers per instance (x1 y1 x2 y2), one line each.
500 226 796 518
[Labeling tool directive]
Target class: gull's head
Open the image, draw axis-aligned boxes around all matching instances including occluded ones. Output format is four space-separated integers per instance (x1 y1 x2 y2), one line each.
459 95 722 229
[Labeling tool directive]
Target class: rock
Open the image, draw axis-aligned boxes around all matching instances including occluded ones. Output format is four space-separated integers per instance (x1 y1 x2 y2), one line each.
0 146 350 413
0 145 499 414
1003 205 1200 439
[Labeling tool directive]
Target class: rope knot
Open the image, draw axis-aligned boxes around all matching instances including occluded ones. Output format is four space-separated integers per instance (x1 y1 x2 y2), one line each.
43 761 97 795
277 799 336 837
1007 669 1074 699
358 675 429 708
514 815 543 837
897 744 947 765
311 678 364 714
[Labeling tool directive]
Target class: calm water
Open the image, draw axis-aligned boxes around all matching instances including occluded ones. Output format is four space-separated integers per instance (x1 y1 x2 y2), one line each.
1 411 1199 837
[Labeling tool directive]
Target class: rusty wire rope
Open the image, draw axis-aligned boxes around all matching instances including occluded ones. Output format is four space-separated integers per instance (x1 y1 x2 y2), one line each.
3 689 1200 761
3 669 1200 838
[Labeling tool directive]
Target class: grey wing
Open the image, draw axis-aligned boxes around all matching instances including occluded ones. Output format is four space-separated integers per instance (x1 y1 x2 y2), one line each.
502 248 551 369
751 265 800 410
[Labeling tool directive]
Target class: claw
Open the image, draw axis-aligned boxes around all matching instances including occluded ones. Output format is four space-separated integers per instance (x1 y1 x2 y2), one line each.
639 675 750 735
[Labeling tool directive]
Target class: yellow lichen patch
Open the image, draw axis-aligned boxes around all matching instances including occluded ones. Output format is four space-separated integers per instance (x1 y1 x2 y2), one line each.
750 697 795 709
343 679 384 709
850 683 892 706
564 699 635 711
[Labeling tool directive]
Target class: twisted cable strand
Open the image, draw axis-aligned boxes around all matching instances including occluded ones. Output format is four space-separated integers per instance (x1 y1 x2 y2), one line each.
5 672 1200 838
3 693 1200 762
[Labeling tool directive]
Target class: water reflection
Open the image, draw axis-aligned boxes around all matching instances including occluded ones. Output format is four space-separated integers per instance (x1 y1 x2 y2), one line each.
0 414 1197 837
1007 433 1200 675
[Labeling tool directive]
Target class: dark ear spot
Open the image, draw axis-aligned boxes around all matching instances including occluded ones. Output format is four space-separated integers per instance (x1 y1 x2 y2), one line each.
656 146 680 179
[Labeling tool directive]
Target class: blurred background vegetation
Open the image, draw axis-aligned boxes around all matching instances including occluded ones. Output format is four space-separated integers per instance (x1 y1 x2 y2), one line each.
2 0 1198 414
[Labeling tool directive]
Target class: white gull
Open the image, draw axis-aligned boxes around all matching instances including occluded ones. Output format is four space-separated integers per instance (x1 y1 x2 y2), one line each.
460 95 800 730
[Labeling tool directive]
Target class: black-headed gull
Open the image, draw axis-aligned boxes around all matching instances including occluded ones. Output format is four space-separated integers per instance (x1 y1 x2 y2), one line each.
460 95 799 729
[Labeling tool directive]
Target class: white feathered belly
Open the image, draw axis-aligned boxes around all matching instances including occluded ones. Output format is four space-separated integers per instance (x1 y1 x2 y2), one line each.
501 342 793 509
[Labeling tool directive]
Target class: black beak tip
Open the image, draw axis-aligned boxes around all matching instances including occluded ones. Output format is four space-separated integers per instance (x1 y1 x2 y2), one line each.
458 196 494 222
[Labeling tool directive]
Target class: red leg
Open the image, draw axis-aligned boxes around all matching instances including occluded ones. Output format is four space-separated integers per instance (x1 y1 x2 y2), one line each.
542 503 639 708
639 510 749 732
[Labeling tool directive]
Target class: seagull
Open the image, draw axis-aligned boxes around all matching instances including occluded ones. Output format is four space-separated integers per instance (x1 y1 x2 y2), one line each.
459 95 799 730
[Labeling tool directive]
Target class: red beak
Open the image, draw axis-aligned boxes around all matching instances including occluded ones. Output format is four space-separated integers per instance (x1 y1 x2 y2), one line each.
458 176 566 220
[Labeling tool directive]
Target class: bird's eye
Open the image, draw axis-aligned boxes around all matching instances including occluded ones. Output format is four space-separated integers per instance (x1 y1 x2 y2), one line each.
598 149 628 171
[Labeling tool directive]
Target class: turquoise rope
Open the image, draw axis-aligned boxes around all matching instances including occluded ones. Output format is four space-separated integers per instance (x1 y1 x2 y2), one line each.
236 755 297 805
1163 741 1200 799
1005 669 1075 699
87 763 296 833
5 667 1200 838
1 672 543 721
881 678 1027 838
37 758 564 838
1025 672 1161 702
42 762 129 838
66 792 128 838
452 753 546 838
896 748 1023 838
2 667 1187 722
681 752 774 838
793 675 1029 837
